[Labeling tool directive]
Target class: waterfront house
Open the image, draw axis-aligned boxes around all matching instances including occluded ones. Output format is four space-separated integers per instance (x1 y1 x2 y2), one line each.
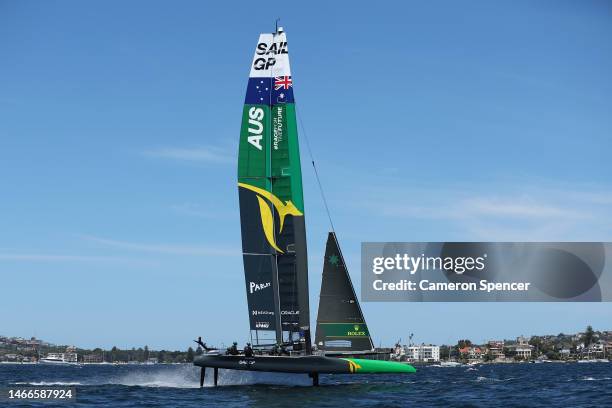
487 340 505 361
83 354 103 364
405 345 440 363
506 337 534 360
459 346 484 362
559 348 571 359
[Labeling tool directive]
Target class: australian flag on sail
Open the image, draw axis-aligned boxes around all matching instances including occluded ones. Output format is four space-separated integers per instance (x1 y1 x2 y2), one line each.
245 76 294 105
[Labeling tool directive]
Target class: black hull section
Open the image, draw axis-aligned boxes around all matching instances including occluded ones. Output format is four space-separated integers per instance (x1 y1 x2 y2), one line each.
193 354 350 374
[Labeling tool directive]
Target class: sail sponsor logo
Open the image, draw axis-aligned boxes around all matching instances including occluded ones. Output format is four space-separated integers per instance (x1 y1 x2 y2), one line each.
249 281 271 294
347 324 367 337
253 41 288 71
321 322 370 338
247 107 265 150
255 321 270 329
272 106 284 150
252 310 274 316
238 182 303 253
281 310 299 315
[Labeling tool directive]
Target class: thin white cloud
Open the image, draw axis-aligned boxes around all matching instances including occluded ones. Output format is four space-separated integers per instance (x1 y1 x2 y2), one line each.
365 188 601 221
567 190 612 205
461 198 587 219
346 183 612 241
82 235 236 257
0 253 144 264
142 146 234 164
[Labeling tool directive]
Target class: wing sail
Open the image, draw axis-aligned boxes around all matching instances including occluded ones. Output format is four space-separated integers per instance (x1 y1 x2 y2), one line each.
238 29 310 348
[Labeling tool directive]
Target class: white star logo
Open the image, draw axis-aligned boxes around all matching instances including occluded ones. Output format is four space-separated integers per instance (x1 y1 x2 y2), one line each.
280 93 285 98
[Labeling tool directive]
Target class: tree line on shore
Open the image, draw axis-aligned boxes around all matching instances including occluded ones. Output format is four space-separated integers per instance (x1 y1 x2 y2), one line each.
79 345 201 363
6 344 204 363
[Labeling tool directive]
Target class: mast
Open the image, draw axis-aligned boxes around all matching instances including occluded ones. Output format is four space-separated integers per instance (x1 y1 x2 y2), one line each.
238 27 310 350
269 26 282 345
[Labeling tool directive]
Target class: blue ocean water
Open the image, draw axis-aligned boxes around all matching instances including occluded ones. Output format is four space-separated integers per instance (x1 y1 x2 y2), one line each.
1 362 611 407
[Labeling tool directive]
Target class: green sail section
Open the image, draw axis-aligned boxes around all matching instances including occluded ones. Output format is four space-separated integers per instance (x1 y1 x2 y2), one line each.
237 30 310 349
238 105 271 188
270 104 304 211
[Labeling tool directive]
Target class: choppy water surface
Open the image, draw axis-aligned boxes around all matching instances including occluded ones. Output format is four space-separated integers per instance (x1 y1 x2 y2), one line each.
1 362 611 407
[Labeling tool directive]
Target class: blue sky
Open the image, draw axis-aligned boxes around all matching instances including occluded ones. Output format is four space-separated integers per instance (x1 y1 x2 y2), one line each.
1 1 611 350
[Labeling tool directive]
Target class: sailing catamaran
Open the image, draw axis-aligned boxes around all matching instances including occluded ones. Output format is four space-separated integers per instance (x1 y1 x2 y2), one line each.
193 25 415 386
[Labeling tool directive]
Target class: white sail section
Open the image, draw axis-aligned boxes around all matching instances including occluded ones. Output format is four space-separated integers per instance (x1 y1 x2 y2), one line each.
249 32 291 78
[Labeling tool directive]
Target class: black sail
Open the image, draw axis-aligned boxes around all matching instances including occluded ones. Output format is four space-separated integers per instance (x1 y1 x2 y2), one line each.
315 232 374 353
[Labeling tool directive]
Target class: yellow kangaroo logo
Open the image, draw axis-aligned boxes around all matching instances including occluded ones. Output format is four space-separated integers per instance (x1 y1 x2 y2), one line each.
344 359 362 373
238 182 303 253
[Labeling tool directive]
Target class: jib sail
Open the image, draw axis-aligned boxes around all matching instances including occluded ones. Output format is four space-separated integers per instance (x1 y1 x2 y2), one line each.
237 27 310 348
315 232 374 353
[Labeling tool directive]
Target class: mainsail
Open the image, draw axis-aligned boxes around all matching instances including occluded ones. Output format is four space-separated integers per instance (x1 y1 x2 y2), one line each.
315 232 374 353
237 27 310 348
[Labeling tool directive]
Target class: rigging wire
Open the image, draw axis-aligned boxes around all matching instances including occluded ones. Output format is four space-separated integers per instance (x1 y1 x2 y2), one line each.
295 105 336 234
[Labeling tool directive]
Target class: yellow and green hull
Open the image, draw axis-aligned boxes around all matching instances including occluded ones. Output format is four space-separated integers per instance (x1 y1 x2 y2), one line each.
194 354 416 374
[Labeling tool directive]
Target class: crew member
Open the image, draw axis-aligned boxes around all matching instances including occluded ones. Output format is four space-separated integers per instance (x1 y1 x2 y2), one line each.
194 336 206 349
244 343 253 358
227 342 239 355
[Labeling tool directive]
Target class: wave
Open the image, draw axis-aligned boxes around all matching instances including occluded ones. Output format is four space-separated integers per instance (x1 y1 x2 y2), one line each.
12 367 200 388
12 366 308 389
431 364 464 368
579 376 612 382
475 376 516 382
113 367 306 388
110 366 201 388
